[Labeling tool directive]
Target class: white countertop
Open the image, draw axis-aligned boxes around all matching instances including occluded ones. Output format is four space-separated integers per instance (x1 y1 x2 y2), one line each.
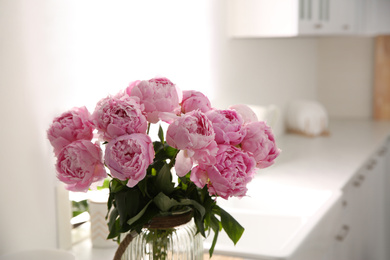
255 119 390 191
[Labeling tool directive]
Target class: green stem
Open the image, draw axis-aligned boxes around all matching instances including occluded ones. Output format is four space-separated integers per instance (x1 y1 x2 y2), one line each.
147 122 151 135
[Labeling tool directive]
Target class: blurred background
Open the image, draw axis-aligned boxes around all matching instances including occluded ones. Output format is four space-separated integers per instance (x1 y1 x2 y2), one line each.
0 0 387 256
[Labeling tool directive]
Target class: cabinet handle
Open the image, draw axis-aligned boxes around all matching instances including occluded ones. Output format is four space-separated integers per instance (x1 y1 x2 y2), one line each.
353 180 361 187
342 24 350 30
366 159 377 170
314 23 322 29
353 174 365 187
378 147 387 156
335 225 350 241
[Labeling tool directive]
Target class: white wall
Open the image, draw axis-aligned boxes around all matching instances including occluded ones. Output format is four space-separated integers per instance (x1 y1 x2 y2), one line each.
317 37 374 119
0 0 58 255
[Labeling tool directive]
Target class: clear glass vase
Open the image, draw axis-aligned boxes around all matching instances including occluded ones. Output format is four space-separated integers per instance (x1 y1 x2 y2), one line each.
121 212 203 260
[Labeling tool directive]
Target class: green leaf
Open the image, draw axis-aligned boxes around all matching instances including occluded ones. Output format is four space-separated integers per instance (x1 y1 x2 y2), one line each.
153 141 164 154
219 207 244 245
158 124 164 143
153 192 206 217
209 214 222 257
155 164 175 195
164 144 178 158
108 208 119 231
106 193 114 218
110 178 126 193
209 229 219 257
107 208 120 239
193 210 206 237
137 178 148 197
128 204 159 233
153 142 178 162
107 218 121 239
115 192 128 226
125 189 141 218
127 200 153 226
153 192 179 212
179 198 206 219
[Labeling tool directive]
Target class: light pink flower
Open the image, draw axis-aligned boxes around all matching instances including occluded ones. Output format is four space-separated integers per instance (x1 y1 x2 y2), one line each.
229 104 258 124
206 109 246 145
104 134 154 188
47 107 94 156
126 77 181 123
91 95 147 142
181 90 212 114
56 140 107 192
241 121 280 169
191 145 256 199
166 110 218 176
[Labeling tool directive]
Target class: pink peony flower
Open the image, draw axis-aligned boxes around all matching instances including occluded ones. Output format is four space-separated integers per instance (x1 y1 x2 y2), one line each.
206 109 246 145
241 121 280 169
56 140 107 192
104 133 154 188
229 104 258 124
191 145 256 199
47 107 94 156
181 90 212 114
166 110 218 176
126 77 181 123
91 95 147 142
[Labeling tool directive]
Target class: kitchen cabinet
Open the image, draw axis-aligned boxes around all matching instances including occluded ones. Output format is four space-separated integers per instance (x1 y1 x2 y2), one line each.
327 145 388 260
383 138 390 259
228 0 356 37
357 0 390 35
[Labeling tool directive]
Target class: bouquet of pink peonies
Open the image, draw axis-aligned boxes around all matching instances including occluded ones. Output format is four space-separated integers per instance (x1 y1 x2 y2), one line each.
47 77 280 257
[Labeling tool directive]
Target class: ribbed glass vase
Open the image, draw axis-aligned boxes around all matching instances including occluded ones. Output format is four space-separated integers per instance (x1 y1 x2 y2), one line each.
121 212 203 260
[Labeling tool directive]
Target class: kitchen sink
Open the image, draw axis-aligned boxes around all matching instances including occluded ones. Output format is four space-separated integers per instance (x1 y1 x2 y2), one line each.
204 178 342 259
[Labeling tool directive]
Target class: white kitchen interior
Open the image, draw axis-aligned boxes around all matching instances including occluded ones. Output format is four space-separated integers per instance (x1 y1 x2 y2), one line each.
1 0 390 259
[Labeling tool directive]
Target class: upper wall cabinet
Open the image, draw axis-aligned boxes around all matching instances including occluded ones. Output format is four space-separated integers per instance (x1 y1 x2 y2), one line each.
228 0 357 37
357 0 390 35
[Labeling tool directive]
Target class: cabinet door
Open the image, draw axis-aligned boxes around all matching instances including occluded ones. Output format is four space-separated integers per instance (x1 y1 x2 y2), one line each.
229 0 357 37
331 174 366 260
385 140 390 259
328 0 356 34
331 153 386 260
325 196 354 260
298 0 335 35
298 0 322 34
358 0 390 34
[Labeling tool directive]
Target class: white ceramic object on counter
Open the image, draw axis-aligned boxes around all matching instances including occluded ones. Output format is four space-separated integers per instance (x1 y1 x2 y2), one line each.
88 190 117 248
286 100 329 137
245 104 283 137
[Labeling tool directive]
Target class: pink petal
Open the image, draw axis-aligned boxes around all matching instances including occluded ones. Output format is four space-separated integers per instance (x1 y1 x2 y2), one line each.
175 150 193 177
